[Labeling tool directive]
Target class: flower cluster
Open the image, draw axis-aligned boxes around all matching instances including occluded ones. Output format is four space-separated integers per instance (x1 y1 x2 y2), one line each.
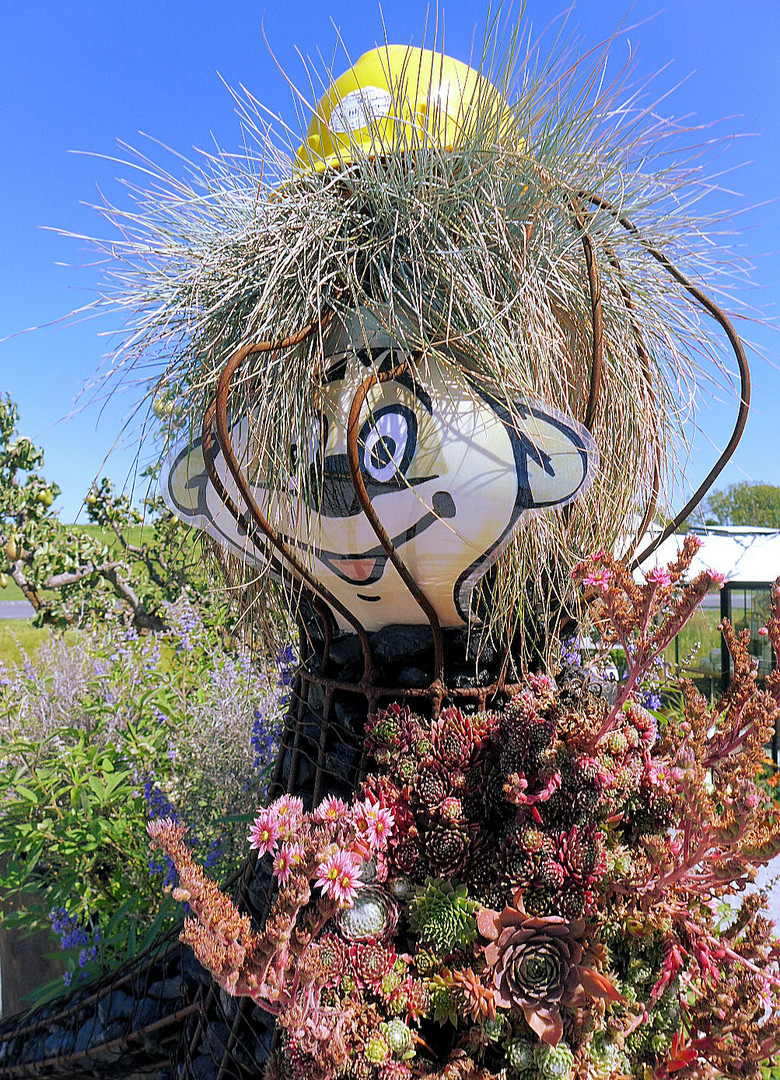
149 554 780 1080
48 907 101 983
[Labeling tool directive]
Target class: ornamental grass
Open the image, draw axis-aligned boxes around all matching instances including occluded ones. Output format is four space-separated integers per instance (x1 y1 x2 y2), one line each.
74 11 749 657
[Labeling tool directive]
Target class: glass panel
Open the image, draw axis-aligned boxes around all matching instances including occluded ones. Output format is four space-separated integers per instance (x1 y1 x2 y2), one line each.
664 587 723 703
726 586 774 680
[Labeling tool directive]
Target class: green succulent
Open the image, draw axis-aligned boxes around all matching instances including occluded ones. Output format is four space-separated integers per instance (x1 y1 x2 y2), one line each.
363 1033 390 1065
535 1042 575 1080
482 1015 507 1043
505 1037 538 1073
381 1019 415 1059
408 878 478 955
588 1036 631 1075
429 975 459 1027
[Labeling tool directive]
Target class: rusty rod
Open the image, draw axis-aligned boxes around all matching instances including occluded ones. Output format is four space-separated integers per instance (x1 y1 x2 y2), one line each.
583 192 750 567
345 361 446 686
214 320 377 684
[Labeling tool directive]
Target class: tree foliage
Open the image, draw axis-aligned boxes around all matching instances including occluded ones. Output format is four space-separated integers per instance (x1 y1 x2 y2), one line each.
0 395 224 630
703 482 780 529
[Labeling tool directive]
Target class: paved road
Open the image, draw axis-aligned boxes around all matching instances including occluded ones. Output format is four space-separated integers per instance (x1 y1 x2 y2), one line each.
0 601 36 619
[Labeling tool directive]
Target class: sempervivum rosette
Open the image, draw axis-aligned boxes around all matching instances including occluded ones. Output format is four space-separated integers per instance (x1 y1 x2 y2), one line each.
477 891 622 1044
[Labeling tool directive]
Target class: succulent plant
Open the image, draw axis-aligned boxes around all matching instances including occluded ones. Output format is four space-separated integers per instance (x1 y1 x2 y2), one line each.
381 1019 414 1059
505 1036 538 1072
364 1032 390 1065
479 896 621 1044
555 826 602 887
534 1041 575 1080
412 761 452 812
422 818 473 877
431 707 474 769
408 878 478 955
367 704 414 760
338 886 399 944
349 942 397 991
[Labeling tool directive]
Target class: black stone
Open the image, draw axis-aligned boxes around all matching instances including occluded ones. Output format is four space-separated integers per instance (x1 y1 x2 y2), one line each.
371 624 433 663
395 666 429 688
74 1018 103 1054
327 633 365 666
98 988 135 1025
148 976 184 1001
190 1054 219 1080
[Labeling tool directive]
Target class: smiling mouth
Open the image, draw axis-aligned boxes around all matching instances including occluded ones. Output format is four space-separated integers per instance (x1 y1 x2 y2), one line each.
281 490 456 587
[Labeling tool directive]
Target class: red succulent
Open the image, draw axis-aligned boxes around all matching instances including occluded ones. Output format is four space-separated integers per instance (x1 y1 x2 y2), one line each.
478 892 623 1044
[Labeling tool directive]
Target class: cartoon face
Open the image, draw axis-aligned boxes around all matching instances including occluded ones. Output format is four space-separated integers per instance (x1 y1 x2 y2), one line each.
163 312 597 630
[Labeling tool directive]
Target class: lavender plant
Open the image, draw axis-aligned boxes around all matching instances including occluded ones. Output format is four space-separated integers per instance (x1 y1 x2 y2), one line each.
0 603 287 995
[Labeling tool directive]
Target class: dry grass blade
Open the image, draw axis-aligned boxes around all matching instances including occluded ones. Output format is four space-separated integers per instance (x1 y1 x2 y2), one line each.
77 10 751 661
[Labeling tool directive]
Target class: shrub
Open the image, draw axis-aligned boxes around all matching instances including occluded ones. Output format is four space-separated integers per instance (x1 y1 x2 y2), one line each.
0 602 287 996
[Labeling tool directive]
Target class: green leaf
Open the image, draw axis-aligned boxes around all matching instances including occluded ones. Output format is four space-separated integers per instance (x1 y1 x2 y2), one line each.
86 775 106 801
12 784 38 802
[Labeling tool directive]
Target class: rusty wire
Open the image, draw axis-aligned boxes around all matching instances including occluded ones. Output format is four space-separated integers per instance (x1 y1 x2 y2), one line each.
570 197 604 434
345 359 446 690
213 315 379 684
581 193 751 568
212 326 530 720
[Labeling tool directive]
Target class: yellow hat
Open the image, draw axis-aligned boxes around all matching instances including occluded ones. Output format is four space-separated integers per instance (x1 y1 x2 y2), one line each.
295 45 514 172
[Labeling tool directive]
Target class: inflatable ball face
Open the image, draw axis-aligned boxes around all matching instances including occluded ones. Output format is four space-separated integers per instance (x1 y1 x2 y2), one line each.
163 322 597 631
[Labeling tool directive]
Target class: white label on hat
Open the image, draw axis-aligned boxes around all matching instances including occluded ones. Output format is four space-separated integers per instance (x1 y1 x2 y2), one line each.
329 87 393 134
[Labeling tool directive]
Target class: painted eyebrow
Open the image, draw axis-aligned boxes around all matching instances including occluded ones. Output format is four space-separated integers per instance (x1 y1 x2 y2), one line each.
323 347 433 415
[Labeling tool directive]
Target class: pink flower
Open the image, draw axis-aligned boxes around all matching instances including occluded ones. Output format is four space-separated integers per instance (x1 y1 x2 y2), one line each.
248 810 281 857
313 795 350 824
354 799 395 853
646 567 672 588
759 626 769 637
583 568 612 593
707 569 727 588
270 794 304 822
273 842 305 885
315 850 363 906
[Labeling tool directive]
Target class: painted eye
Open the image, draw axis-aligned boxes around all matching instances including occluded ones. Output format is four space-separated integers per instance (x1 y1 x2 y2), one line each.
360 406 417 483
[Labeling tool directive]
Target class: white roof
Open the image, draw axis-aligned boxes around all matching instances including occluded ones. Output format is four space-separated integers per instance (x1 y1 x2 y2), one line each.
638 527 780 585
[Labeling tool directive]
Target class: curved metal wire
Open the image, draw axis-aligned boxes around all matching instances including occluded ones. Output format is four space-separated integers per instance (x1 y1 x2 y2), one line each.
582 193 751 569
212 317 378 684
202 393 336 669
571 197 604 432
207 318 527 722
345 359 446 691
601 241 662 562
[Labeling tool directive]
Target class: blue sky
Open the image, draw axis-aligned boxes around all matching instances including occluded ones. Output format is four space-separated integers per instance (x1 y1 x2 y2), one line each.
1 0 778 521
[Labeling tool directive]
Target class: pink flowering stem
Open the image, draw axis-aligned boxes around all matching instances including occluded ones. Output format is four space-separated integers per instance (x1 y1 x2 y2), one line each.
684 919 780 990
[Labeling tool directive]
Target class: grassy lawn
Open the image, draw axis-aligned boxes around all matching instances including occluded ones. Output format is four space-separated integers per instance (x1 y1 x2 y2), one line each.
0 619 49 667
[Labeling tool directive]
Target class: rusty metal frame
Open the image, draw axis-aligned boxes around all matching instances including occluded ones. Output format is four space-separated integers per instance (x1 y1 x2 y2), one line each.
0 1003 200 1078
206 195 749 719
